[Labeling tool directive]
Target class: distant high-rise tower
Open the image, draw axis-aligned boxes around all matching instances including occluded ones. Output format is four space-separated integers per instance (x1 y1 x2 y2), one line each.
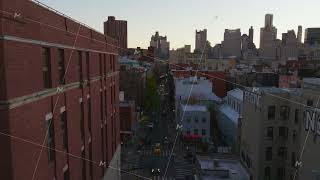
304 28 320 45
195 29 207 53
297 26 302 43
260 14 278 59
222 29 241 58
249 26 254 42
264 14 273 28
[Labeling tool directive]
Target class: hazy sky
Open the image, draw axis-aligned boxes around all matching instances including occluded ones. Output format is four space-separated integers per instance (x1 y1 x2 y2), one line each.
38 0 319 50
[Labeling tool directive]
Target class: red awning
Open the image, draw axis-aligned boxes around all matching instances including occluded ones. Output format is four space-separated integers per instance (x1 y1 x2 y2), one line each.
183 134 202 139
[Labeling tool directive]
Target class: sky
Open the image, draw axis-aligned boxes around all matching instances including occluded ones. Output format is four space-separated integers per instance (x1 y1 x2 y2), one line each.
38 0 320 50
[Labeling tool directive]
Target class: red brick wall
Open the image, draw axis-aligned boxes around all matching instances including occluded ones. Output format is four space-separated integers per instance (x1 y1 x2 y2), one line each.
0 1 120 180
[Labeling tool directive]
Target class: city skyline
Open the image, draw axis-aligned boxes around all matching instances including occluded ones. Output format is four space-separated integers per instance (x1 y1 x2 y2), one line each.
38 0 320 50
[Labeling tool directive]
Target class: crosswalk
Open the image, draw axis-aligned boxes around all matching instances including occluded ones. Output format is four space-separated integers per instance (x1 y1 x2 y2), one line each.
152 176 175 180
174 157 194 179
140 149 172 159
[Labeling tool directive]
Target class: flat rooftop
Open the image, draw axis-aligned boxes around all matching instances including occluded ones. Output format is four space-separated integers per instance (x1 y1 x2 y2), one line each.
197 156 249 180
181 104 208 112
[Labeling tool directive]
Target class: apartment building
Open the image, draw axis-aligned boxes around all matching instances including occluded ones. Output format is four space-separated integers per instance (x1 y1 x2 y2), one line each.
0 1 120 180
240 79 320 180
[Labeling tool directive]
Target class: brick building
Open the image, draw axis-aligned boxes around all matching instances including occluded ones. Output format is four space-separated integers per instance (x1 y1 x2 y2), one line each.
104 16 127 56
119 101 136 143
0 1 120 180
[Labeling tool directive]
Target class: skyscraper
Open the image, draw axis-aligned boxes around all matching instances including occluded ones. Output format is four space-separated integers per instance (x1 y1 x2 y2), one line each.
260 14 278 59
249 26 254 42
222 29 241 58
195 29 207 53
264 14 273 28
297 25 302 43
281 30 298 60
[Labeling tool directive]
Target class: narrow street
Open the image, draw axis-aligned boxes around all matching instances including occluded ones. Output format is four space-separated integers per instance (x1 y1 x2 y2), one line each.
120 73 195 180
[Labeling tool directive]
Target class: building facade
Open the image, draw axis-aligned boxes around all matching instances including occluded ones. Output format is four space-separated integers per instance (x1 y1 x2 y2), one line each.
0 1 120 180
119 101 136 143
260 14 278 60
240 84 320 180
195 29 207 53
150 31 170 59
304 28 320 46
217 89 243 151
222 29 242 58
179 104 211 142
104 16 127 55
281 30 298 60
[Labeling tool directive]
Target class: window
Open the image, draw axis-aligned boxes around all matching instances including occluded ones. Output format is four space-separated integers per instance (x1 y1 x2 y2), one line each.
42 47 52 88
78 51 83 82
292 130 297 141
279 127 288 138
280 106 289 120
99 53 103 76
81 150 86 179
86 52 90 81
88 98 92 132
291 152 296 167
277 167 285 180
307 99 313 106
186 118 191 123
241 151 246 162
264 167 271 180
80 102 85 141
294 109 299 124
61 111 68 151
246 155 251 168
47 117 55 162
268 106 275 120
278 147 287 160
266 127 273 140
202 117 206 123
194 129 198 135
64 169 70 180
194 117 199 123
103 54 107 76
202 129 206 136
266 147 272 161
58 49 65 84
89 142 93 178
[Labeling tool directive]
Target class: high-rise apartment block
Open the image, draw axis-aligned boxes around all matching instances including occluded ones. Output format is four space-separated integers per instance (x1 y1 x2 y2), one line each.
195 29 207 53
104 16 128 55
222 29 242 58
0 1 120 180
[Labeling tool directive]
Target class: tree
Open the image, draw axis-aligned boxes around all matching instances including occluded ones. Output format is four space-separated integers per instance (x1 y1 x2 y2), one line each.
143 73 160 114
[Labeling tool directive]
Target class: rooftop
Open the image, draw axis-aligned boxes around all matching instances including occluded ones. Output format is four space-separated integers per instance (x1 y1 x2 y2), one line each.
228 88 243 101
303 78 320 85
246 87 302 96
181 104 208 112
196 156 250 180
